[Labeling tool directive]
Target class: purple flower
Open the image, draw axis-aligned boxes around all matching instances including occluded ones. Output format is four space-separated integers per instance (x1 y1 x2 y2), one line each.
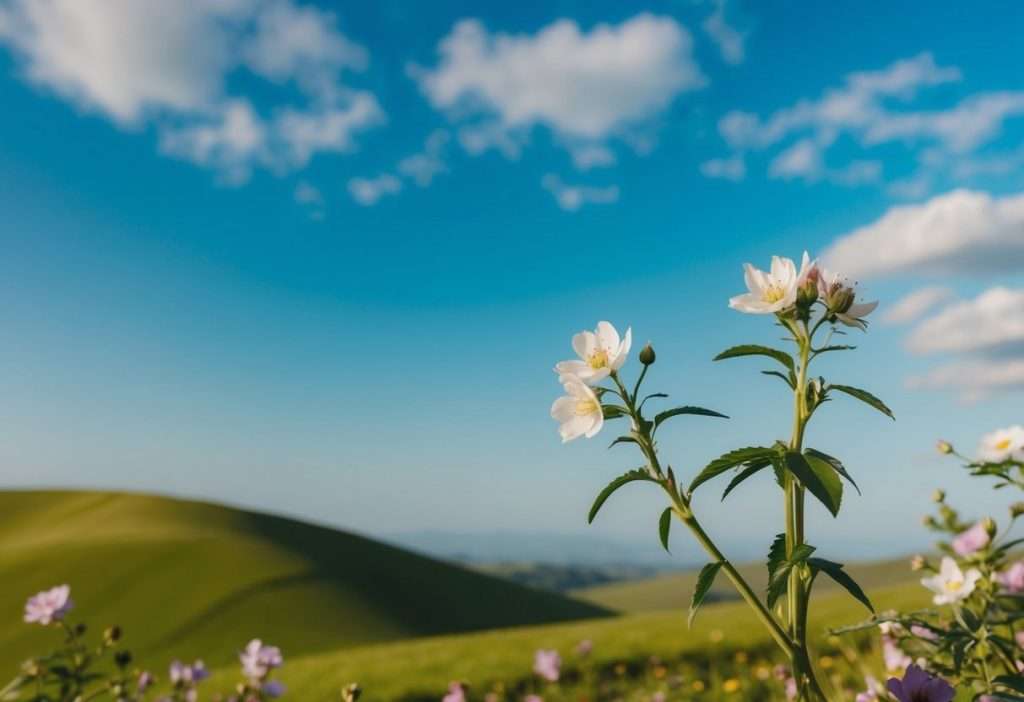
137 671 154 693
997 561 1024 593
240 639 283 680
886 665 954 702
262 680 286 698
24 585 73 625
442 682 466 702
533 649 561 683
952 521 990 556
169 660 207 685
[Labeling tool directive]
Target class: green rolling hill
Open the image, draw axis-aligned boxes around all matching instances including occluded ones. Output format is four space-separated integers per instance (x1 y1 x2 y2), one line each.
0 491 609 673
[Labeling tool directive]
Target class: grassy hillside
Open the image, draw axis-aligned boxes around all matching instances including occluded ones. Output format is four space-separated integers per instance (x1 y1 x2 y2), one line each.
249 581 930 701
573 556 917 613
0 491 608 672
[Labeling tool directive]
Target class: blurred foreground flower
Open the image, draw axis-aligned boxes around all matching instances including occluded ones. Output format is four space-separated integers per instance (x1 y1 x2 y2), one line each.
886 664 954 702
533 649 561 682
951 520 991 556
24 584 73 625
996 560 1024 592
241 638 283 680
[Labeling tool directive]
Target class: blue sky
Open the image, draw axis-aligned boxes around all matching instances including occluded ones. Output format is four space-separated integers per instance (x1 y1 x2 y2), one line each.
1 0 1023 563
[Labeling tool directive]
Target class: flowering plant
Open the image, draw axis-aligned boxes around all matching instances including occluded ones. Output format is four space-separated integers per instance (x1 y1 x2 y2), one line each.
2 585 291 702
551 252 889 701
839 427 1024 701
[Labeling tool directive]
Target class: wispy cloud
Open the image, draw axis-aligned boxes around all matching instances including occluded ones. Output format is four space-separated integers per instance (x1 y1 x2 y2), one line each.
541 174 619 211
347 174 403 206
882 287 954 325
702 0 747 65
0 0 384 183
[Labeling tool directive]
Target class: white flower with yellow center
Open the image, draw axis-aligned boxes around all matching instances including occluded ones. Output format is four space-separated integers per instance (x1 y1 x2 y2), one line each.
816 267 878 330
550 377 604 443
729 253 812 314
978 425 1024 463
554 321 632 385
921 556 982 605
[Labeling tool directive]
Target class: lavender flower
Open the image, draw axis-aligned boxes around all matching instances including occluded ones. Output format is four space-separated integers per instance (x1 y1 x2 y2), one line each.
952 521 990 556
24 585 73 625
533 649 561 683
886 665 954 702
997 561 1024 593
169 659 207 685
442 682 466 702
240 639 283 680
262 680 286 698
137 671 154 693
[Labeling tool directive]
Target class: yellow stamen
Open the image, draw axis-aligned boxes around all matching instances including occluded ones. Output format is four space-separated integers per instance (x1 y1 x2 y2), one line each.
996 438 1012 450
587 349 609 369
575 399 599 416
944 579 963 593
762 285 786 303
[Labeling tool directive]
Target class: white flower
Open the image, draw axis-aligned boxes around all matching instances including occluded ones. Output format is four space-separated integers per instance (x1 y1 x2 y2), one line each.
978 425 1024 463
817 267 878 330
554 321 631 385
921 556 982 605
551 376 604 442
729 253 813 314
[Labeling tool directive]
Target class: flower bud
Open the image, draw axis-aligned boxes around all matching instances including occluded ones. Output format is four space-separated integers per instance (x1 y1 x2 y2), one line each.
342 683 362 702
921 515 937 528
104 626 121 645
1011 502 1024 519
797 277 819 310
931 489 945 503
910 554 926 571
639 343 656 366
936 440 954 455
824 285 855 314
983 516 997 538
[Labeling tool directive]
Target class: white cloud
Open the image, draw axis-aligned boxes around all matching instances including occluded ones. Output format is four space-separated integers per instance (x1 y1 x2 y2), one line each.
541 174 620 211
769 139 821 180
348 174 402 206
410 14 704 160
905 287 1024 355
294 180 323 206
0 0 383 182
700 154 746 181
702 0 746 65
397 129 451 186
906 359 1024 404
882 287 954 325
823 189 1024 279
568 143 616 170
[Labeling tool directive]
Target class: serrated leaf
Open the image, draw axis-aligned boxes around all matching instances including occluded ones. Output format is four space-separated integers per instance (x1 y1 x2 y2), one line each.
828 384 894 420
784 451 842 517
690 446 778 493
689 561 724 627
804 453 844 515
814 344 857 355
588 469 655 523
715 344 795 372
602 405 629 419
808 557 873 612
761 370 795 388
767 561 792 609
659 507 672 552
805 448 860 495
767 533 787 580
721 459 771 501
653 405 728 430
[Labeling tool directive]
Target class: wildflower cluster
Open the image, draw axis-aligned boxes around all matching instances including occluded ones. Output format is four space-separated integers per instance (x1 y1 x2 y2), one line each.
550 252 889 701
3 585 293 702
838 426 1024 701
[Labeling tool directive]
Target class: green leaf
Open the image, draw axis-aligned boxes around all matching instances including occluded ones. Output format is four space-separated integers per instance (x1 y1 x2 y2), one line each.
813 344 856 355
689 561 724 627
994 676 1024 694
804 453 844 515
808 557 873 612
828 384 895 420
658 507 672 552
602 404 629 419
805 448 861 495
588 469 654 523
690 446 778 493
654 405 728 431
608 435 639 449
721 459 771 501
784 451 842 517
767 533 787 580
766 542 816 608
761 370 795 388
767 561 792 609
715 344 795 372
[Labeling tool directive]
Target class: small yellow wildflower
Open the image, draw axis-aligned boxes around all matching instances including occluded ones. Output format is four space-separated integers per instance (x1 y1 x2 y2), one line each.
723 679 741 693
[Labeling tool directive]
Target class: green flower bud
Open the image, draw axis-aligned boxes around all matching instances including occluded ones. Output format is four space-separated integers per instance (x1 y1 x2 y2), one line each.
921 515 937 528
936 440 954 455
639 343 656 366
931 489 945 503
1010 502 1024 519
983 516 997 538
103 626 121 645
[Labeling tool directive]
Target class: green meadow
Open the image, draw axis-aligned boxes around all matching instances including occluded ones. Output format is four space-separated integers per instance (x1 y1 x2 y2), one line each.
0 491 928 700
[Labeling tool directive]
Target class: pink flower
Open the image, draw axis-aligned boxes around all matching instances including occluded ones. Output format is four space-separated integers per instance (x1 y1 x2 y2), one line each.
525 696 543 702
855 675 884 702
24 585 73 625
651 693 666 702
997 561 1024 593
910 625 939 642
137 671 154 693
952 521 990 556
882 636 912 672
785 677 797 700
240 639 283 680
442 682 466 702
886 665 954 702
533 649 561 683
